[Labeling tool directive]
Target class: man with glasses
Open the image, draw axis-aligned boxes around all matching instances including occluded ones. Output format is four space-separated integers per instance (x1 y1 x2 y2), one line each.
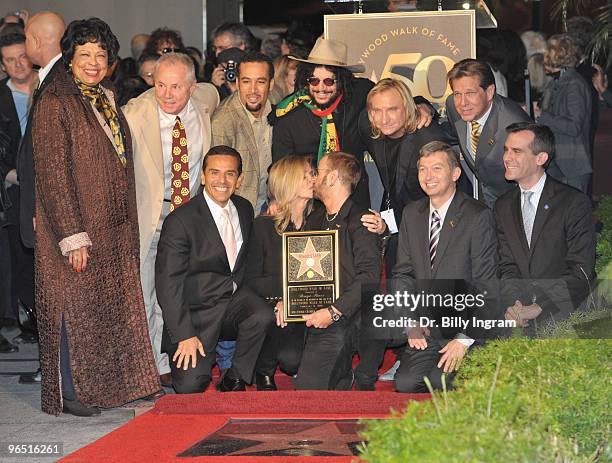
445 58 530 208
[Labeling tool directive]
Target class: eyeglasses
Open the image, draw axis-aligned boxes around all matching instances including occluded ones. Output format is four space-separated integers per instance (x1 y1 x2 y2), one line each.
161 48 182 54
307 77 336 87
142 72 153 78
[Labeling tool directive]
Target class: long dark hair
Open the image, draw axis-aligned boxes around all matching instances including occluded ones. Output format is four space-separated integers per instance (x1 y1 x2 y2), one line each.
295 62 354 100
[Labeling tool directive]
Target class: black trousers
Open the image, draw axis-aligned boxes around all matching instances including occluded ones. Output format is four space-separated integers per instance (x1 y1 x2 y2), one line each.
394 338 457 393
168 288 274 394
295 318 354 390
256 322 306 377
7 186 35 311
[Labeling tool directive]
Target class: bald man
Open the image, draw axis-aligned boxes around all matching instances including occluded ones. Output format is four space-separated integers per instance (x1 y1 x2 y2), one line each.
131 33 149 60
18 11 65 249
14 12 65 385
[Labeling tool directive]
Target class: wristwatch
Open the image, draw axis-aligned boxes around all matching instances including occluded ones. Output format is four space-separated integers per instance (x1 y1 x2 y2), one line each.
327 306 341 323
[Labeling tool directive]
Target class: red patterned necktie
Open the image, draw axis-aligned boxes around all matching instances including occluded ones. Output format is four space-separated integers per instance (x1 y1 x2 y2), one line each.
170 116 189 211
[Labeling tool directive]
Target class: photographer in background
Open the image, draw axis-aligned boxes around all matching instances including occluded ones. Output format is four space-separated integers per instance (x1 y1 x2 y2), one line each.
212 47 245 101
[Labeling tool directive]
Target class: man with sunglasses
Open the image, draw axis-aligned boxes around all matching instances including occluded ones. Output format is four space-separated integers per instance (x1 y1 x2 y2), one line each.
272 38 432 209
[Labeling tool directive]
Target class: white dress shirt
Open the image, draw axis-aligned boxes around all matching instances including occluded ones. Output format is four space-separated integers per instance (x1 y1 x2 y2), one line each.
520 172 547 210
158 100 203 200
37 53 62 86
203 190 243 270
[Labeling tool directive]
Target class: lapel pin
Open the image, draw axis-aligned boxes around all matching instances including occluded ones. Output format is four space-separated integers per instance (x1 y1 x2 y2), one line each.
544 204 550 210
487 138 495 146
449 220 456 228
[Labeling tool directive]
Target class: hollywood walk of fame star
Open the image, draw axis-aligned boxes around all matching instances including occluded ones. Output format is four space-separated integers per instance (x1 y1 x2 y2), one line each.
290 237 330 279
181 419 365 457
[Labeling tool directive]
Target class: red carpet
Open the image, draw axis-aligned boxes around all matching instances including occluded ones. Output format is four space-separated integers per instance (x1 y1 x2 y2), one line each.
61 391 429 462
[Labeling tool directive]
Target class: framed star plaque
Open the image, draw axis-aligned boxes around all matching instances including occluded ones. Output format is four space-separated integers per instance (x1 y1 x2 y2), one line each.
282 230 340 322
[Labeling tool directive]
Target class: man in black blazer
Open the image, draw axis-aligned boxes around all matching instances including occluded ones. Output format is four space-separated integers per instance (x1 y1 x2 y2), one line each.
495 122 595 332
155 146 274 393
392 141 499 393
445 59 531 208
0 32 37 324
19 12 65 248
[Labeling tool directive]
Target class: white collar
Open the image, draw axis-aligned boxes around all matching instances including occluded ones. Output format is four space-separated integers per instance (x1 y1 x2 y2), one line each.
37 53 62 86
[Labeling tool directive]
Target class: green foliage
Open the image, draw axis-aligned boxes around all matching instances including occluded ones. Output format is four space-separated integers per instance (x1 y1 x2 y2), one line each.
596 196 612 276
359 312 612 462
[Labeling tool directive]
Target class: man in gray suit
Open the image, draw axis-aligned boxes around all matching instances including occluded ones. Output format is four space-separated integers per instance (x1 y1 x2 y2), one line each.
445 59 530 208
391 141 498 393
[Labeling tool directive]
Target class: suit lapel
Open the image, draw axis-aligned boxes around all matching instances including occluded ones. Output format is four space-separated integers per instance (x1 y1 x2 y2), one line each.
432 193 462 276
232 96 260 177
529 177 554 259
509 187 530 272
394 133 413 199
475 99 499 162
234 197 251 268
142 101 164 177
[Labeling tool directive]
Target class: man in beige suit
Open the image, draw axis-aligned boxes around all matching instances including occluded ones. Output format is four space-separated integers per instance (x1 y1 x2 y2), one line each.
212 51 274 213
123 52 219 386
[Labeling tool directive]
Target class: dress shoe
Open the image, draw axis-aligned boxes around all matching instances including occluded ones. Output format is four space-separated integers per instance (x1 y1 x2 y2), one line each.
62 398 101 417
255 372 277 391
12 332 37 344
160 373 173 387
0 335 18 353
216 371 247 392
143 389 166 401
19 369 41 384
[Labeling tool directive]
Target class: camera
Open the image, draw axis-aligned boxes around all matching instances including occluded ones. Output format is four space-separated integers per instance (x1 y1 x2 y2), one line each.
224 60 237 83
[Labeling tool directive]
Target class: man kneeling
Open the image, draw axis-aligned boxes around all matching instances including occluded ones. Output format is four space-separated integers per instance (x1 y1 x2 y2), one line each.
155 145 274 393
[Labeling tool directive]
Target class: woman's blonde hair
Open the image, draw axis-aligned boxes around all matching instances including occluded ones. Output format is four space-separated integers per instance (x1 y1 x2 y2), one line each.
366 78 419 139
270 55 298 103
268 155 313 234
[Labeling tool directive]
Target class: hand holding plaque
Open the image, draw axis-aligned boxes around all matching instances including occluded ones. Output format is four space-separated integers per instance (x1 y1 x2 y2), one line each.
282 230 340 322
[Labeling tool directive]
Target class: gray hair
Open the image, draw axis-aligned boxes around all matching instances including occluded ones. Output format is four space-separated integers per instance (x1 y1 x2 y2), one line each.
153 52 196 83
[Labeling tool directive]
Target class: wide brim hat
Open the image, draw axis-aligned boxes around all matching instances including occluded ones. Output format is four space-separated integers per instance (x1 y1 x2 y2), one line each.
289 37 365 74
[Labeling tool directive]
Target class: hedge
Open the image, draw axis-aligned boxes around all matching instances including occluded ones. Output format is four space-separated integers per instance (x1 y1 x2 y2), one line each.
359 310 611 462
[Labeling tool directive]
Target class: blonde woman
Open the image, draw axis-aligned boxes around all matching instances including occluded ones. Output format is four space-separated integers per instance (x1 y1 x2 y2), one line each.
245 155 315 390
268 55 298 104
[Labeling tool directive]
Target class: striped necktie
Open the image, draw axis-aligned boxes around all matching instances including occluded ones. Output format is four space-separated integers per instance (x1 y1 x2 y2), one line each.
429 210 441 269
470 121 481 156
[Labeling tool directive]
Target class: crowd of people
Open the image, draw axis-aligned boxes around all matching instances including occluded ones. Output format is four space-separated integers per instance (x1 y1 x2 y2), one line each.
0 9 602 417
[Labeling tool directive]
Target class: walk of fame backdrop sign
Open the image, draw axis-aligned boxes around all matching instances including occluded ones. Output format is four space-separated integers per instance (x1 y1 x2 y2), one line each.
282 230 340 322
324 11 476 111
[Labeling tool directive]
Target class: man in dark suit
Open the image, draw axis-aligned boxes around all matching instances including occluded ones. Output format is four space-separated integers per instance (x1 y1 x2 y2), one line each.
19 11 65 249
13 11 65 384
155 145 274 393
0 32 37 326
445 59 531 208
392 141 498 393
495 122 595 331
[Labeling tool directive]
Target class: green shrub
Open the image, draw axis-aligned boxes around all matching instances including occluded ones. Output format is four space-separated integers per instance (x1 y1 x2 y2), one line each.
595 196 612 276
360 311 612 462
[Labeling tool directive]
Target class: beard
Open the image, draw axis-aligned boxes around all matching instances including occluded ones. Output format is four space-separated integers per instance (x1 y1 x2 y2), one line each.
246 101 263 113
309 89 339 109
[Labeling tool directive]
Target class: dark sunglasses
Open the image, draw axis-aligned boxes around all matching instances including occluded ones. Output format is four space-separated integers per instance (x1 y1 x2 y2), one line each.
161 48 183 54
307 77 336 86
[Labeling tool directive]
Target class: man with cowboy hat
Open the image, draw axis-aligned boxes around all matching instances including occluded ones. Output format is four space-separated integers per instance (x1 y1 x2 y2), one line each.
271 37 432 209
